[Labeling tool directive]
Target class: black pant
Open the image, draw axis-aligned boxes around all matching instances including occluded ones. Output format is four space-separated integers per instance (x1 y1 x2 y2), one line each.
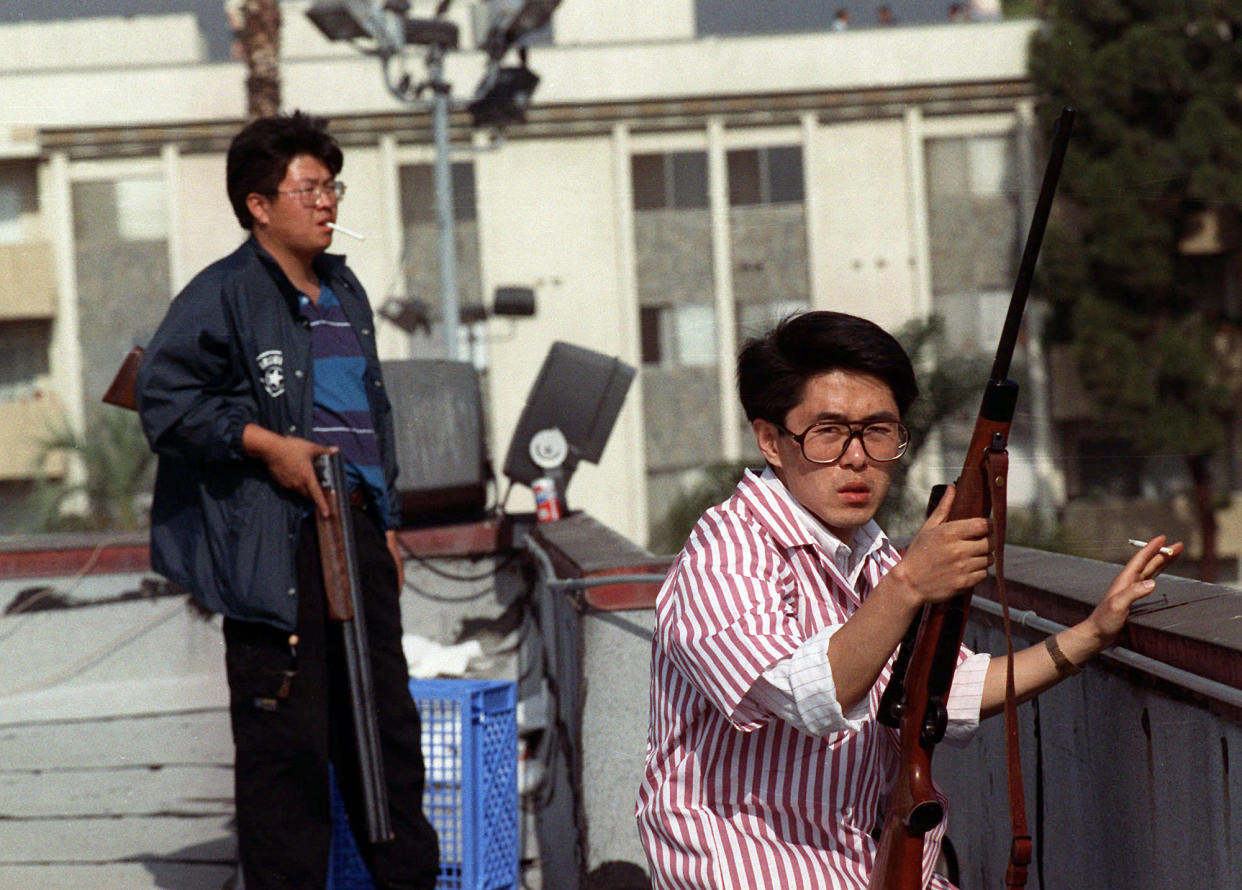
224 507 439 890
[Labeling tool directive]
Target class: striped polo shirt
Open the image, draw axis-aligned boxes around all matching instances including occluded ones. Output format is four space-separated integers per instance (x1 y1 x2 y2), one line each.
298 283 388 525
636 468 988 889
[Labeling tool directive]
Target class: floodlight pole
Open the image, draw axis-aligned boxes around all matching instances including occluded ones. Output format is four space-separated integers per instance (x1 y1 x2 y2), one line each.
427 44 462 361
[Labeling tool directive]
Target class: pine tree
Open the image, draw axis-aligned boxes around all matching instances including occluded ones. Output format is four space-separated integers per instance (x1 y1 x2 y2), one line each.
1029 1 1242 581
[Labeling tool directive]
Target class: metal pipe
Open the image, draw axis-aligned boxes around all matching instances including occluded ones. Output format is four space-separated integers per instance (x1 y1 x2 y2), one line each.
545 573 668 591
428 45 461 360
970 596 1242 709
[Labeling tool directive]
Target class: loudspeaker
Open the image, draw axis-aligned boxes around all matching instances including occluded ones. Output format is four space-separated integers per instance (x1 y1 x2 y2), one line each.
382 359 491 524
502 342 635 490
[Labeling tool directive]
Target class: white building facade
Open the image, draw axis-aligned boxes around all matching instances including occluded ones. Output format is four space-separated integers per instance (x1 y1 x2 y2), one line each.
0 2 1047 545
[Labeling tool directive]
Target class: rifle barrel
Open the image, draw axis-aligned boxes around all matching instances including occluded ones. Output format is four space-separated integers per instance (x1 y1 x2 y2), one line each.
989 105 1076 382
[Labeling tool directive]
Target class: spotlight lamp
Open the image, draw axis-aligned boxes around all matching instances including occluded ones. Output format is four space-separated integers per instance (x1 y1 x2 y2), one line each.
468 63 540 127
480 0 562 60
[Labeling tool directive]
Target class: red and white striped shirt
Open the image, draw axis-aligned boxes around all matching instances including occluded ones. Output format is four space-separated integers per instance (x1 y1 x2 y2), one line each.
636 469 988 890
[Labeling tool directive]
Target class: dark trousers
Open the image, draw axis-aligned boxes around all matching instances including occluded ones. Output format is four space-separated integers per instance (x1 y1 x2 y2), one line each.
224 507 439 890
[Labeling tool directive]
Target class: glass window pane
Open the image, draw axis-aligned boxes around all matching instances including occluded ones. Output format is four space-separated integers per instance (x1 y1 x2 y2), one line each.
727 149 761 207
450 162 478 221
0 182 20 245
672 303 717 366
116 178 168 241
670 151 709 209
766 146 804 204
640 305 664 365
967 137 1009 196
631 154 665 210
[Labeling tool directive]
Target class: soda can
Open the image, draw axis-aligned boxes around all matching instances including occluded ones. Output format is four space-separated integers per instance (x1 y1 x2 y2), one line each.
532 476 562 523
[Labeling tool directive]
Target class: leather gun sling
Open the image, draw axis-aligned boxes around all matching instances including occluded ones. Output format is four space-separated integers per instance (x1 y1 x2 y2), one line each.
984 448 1032 889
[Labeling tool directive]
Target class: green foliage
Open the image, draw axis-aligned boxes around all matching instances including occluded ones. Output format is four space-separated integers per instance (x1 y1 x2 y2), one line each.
649 460 754 555
1030 1 1242 458
23 409 155 533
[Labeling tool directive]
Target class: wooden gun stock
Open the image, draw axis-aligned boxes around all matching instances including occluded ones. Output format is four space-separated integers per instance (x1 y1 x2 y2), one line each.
314 452 395 844
101 346 145 411
869 106 1075 890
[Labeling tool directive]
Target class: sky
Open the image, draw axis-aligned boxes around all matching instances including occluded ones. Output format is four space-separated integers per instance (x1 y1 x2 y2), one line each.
0 0 233 59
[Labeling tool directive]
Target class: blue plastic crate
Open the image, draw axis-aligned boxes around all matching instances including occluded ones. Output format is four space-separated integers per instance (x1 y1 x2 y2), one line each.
327 678 519 890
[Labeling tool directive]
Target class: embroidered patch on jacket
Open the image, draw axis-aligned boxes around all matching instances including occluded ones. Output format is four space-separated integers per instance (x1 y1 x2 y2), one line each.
257 349 285 398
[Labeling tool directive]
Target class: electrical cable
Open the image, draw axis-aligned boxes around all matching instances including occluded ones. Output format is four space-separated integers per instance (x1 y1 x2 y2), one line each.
2 595 191 697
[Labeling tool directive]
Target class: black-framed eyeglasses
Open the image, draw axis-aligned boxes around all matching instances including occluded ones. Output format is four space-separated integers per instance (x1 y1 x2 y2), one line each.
277 181 346 207
776 419 910 464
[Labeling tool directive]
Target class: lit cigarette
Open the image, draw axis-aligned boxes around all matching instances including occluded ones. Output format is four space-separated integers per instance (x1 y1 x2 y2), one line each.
326 221 365 240
1128 538 1175 556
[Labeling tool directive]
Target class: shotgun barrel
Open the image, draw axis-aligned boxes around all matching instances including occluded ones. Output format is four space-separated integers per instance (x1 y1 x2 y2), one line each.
314 451 395 844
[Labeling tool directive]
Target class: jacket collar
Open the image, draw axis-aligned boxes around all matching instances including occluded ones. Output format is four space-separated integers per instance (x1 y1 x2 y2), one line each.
243 236 348 308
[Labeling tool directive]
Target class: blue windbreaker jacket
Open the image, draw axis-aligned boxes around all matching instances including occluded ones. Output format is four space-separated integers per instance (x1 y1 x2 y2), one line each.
136 237 399 630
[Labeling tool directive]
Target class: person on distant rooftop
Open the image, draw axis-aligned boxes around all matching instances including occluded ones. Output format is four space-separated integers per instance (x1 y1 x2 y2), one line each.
832 7 850 30
636 311 1182 889
970 0 1002 21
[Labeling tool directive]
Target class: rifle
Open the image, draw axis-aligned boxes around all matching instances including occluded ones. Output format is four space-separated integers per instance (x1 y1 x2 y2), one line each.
868 106 1075 890
314 451 395 844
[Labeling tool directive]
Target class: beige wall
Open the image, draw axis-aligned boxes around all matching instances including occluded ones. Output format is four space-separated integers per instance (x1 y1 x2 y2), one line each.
810 117 921 332
475 133 646 540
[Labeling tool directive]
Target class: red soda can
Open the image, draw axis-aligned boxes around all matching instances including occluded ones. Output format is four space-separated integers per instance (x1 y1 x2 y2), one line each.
532 476 562 522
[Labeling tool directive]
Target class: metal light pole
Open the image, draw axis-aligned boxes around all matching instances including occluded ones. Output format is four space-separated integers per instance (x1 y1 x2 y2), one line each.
427 43 461 361
307 0 556 360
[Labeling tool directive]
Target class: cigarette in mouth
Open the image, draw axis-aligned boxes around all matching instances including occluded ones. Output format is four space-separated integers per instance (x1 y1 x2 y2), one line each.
326 221 365 240
1128 538 1175 556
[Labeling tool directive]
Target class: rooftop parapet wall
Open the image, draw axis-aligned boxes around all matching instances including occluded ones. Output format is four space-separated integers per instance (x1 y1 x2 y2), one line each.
5 19 1040 135
524 517 1242 888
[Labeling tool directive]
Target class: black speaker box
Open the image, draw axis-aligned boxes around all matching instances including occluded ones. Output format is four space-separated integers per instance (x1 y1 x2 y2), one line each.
502 342 635 488
382 359 491 524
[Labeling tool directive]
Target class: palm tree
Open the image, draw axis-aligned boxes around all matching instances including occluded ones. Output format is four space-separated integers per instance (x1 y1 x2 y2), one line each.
226 0 282 119
24 409 156 533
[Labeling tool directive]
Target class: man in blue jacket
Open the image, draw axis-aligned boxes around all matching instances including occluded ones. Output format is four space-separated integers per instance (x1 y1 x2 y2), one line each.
137 111 438 890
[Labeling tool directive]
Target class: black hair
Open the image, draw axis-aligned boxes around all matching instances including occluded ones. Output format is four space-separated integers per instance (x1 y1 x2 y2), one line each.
737 310 918 425
226 110 344 230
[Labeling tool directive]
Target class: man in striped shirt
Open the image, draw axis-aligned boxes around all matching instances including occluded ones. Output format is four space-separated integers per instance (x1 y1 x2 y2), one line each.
637 311 1179 889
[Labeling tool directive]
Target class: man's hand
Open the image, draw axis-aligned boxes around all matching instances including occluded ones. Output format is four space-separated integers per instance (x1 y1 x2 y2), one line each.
386 530 405 592
1079 535 1184 649
242 423 337 517
885 484 993 609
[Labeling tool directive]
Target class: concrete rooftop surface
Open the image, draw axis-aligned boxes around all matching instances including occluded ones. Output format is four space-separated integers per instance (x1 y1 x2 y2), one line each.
0 569 237 889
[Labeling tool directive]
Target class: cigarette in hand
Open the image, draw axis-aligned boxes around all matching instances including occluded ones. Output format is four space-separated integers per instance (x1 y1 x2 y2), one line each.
1128 538 1175 557
326 221 365 240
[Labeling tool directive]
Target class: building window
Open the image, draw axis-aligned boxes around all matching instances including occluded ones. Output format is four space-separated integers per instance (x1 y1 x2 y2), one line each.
398 161 484 351
639 303 718 368
631 151 709 210
71 175 172 408
0 320 50 401
400 162 478 222
727 145 804 207
925 134 1022 353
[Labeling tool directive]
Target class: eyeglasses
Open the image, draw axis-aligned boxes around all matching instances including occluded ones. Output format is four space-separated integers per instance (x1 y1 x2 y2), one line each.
776 419 910 464
276 181 346 207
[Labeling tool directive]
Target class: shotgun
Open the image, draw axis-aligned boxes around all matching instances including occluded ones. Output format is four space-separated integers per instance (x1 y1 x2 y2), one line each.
314 450 395 844
868 106 1075 890
102 345 145 411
